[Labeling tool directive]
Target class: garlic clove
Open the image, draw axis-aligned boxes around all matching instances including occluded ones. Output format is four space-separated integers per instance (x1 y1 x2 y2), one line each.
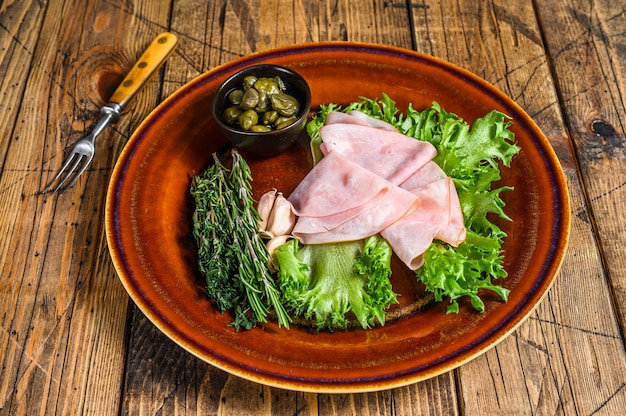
266 193 296 237
256 188 277 234
266 234 291 272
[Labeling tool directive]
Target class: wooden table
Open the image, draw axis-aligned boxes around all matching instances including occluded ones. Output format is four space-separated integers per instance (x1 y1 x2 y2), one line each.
1 0 625 414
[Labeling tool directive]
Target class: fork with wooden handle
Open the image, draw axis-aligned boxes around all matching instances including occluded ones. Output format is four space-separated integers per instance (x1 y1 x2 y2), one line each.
41 32 178 194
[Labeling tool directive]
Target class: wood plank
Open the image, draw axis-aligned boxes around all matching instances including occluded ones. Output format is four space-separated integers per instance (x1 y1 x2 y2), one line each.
0 0 47 292
120 0 458 415
0 0 173 414
0 0 64 412
409 0 626 414
535 0 626 327
535 1 626 412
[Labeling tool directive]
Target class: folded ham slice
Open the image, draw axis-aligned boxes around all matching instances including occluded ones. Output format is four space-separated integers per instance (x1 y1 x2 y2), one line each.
294 184 420 244
344 110 400 131
325 110 398 131
381 163 466 269
289 151 421 243
399 161 466 246
287 111 466 270
289 150 389 219
399 160 448 189
319 121 437 185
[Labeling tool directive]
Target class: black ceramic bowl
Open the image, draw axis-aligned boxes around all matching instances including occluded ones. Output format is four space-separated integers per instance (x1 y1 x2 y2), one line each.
212 64 312 157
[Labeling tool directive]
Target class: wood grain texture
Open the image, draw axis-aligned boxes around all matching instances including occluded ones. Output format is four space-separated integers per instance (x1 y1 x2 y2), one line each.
535 1 626 412
1 0 625 415
536 0 626 330
0 0 172 414
408 0 626 414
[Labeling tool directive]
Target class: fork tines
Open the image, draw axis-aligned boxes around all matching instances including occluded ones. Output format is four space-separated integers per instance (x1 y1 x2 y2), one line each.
41 152 94 194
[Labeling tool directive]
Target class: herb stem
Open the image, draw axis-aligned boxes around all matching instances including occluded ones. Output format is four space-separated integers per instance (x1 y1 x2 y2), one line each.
191 149 290 330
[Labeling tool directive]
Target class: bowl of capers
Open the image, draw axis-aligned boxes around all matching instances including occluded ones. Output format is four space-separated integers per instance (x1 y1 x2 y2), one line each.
212 64 311 157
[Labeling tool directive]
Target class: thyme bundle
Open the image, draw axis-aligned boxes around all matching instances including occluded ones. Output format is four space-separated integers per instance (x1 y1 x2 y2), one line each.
191 149 290 330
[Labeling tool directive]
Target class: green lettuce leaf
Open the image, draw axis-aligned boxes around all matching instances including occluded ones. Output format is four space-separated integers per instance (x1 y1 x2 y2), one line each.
275 235 397 332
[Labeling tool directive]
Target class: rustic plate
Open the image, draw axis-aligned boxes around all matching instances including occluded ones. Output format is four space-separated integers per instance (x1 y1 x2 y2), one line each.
105 42 570 393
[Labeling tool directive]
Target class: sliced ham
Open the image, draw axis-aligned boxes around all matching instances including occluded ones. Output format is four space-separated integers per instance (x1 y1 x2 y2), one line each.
383 222 441 270
398 161 465 247
319 120 437 185
399 160 447 189
325 110 399 131
430 178 466 246
381 175 466 270
289 150 389 219
287 110 466 270
379 160 466 269
293 184 420 243
289 151 421 243
324 111 375 128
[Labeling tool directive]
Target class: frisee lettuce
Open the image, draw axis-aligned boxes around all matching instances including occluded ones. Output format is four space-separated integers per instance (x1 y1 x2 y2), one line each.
307 94 520 314
275 235 397 332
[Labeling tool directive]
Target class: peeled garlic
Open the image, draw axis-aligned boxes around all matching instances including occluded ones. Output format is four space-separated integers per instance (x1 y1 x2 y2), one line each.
266 193 296 237
266 234 291 272
257 188 277 234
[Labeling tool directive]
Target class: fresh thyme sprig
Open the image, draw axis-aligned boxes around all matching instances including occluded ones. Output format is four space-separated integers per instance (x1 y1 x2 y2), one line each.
191 149 290 330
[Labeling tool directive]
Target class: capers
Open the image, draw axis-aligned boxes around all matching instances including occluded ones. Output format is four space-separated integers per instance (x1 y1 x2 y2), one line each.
254 77 282 96
220 73 302 132
271 91 300 117
222 106 244 124
254 94 271 113
242 76 257 90
250 125 272 132
261 110 279 126
228 89 244 105
241 88 260 110
275 116 297 129
239 109 258 131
